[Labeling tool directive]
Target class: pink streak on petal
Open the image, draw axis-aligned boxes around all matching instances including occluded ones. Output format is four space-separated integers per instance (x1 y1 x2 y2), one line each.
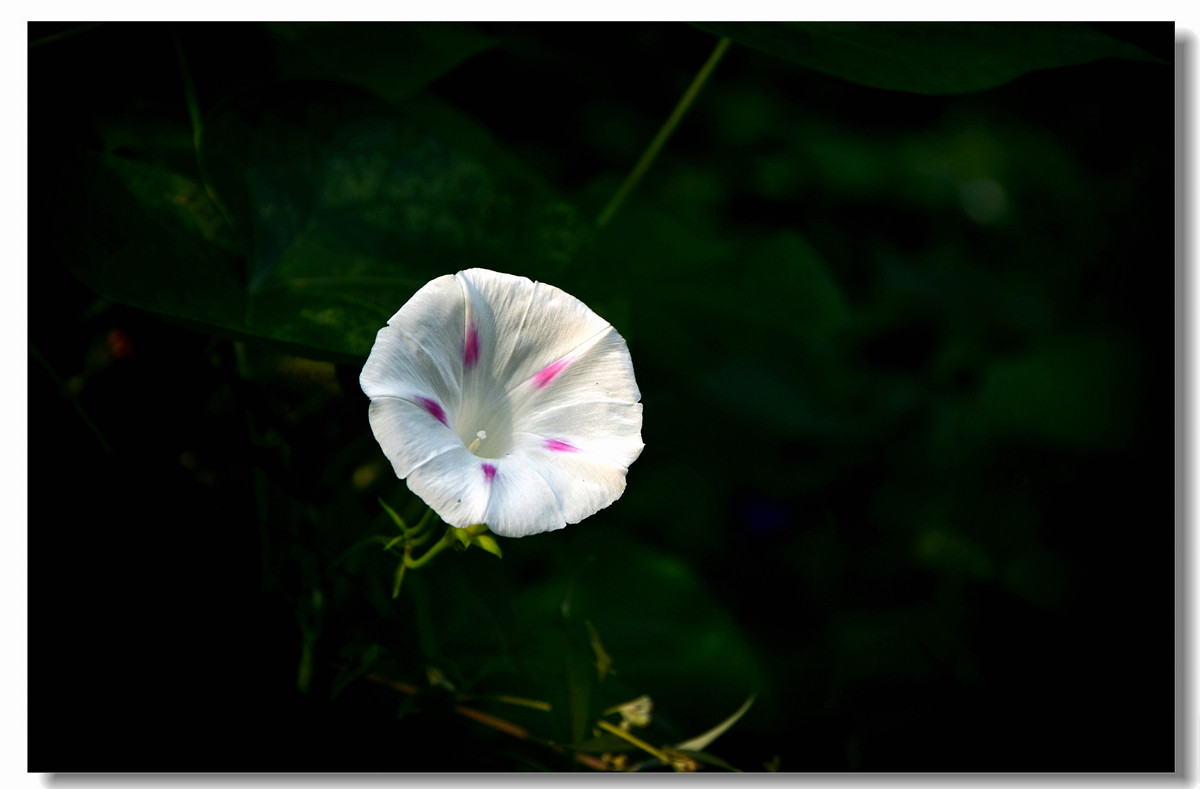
482 463 497 483
415 396 448 427
463 322 480 370
532 357 571 389
544 439 579 453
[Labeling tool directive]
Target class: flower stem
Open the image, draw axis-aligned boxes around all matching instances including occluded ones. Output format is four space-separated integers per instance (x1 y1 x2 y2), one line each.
595 719 671 763
404 527 457 570
403 524 437 548
596 36 732 228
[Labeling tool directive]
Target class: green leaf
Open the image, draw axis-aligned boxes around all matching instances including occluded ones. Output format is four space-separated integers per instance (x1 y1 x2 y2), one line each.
674 694 756 752
589 198 847 376
267 22 496 105
66 151 248 333
667 231 850 346
68 83 585 361
695 22 1161 94
511 530 766 735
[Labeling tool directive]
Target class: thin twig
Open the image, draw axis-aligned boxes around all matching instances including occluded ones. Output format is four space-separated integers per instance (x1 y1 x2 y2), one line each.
366 672 608 770
29 343 112 454
596 36 732 228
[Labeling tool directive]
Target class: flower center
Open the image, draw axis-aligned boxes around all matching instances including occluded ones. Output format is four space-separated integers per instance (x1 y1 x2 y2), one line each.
454 387 514 459
463 424 509 459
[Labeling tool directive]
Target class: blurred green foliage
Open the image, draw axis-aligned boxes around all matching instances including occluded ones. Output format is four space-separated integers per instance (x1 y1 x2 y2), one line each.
29 22 1171 772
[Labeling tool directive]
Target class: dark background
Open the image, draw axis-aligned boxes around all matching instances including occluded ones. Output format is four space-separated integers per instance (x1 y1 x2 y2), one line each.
29 22 1174 772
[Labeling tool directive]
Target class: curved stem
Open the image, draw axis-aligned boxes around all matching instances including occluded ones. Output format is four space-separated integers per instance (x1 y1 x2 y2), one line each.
412 506 439 535
404 528 456 570
404 524 438 548
596 36 732 228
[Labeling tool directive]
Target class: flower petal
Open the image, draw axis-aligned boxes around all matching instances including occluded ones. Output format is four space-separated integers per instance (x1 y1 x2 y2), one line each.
515 325 640 401
481 458 567 538
405 447 494 528
517 396 644 469
511 327 644 468
367 397 462 478
456 268 614 396
359 274 465 410
509 433 636 526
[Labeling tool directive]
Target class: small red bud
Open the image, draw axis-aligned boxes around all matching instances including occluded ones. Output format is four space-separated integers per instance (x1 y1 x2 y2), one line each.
106 329 132 359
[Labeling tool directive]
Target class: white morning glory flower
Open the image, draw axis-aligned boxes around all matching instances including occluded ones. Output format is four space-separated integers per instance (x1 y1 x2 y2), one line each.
360 268 644 538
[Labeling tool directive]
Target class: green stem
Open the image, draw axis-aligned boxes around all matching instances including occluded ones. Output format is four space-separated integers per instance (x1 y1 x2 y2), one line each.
392 561 408 598
413 507 439 535
399 507 440 547
404 528 457 570
596 36 732 228
404 527 437 548
596 719 671 763
29 343 112 454
172 28 240 255
28 22 102 49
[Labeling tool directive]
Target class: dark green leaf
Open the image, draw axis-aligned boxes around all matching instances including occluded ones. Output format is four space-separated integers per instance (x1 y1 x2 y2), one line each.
69 83 585 361
674 694 755 752
267 22 496 104
67 152 248 333
513 530 765 732
695 23 1160 94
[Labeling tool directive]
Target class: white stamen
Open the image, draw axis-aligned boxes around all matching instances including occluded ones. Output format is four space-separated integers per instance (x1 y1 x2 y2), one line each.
468 430 487 454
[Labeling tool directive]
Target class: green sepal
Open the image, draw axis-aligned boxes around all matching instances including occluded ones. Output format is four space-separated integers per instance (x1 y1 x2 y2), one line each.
378 497 407 532
474 533 503 559
451 526 473 549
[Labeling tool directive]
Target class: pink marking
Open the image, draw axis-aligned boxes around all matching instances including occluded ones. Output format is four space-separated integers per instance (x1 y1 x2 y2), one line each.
415 396 448 427
463 322 480 370
482 463 497 483
532 357 571 389
544 439 579 453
